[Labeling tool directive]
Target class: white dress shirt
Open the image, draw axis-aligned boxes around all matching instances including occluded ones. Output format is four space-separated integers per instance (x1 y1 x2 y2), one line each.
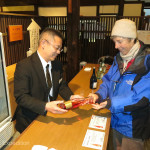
37 51 53 101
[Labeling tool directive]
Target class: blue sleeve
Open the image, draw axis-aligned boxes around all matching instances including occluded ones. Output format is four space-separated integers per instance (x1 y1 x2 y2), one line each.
95 62 115 101
110 72 150 113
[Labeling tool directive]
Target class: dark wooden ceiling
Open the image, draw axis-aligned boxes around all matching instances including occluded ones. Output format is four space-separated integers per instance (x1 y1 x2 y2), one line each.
0 0 140 7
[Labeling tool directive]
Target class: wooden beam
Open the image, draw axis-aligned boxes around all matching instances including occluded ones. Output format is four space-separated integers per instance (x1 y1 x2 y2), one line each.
0 6 3 12
118 0 124 16
96 5 99 16
0 0 128 7
1 0 148 7
37 0 67 7
0 0 37 6
34 4 38 16
68 0 72 13
145 3 150 7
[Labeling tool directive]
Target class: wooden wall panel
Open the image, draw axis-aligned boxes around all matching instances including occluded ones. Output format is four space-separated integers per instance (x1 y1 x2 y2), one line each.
0 14 47 66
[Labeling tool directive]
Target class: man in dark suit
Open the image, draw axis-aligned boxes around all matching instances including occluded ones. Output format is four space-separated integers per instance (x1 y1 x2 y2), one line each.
13 28 81 133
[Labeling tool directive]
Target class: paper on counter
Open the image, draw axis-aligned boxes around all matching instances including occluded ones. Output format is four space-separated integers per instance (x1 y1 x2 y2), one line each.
84 67 91 71
82 129 105 150
89 115 107 130
32 145 48 150
32 145 56 150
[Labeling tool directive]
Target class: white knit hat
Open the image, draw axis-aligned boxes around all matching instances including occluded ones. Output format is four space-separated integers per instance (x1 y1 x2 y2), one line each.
111 19 137 38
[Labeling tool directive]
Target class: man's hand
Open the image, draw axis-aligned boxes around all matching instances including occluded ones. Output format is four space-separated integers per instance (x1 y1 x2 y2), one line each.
70 95 84 100
45 101 68 114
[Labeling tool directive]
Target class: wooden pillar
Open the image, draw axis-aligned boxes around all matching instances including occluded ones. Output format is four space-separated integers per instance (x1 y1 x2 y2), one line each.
67 0 80 82
34 4 38 16
96 5 99 17
0 7 3 12
118 0 124 16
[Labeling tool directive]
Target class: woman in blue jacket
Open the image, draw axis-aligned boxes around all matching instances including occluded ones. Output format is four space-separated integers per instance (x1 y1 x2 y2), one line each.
89 19 150 150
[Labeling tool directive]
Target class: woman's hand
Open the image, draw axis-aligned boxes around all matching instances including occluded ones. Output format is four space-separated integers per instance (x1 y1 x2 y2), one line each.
91 101 107 110
88 93 99 103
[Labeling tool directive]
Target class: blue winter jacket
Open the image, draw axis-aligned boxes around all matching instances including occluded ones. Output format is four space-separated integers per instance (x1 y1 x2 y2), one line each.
96 41 150 140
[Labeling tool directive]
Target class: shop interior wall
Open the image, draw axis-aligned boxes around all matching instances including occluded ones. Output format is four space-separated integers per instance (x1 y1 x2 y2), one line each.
0 3 149 71
0 14 48 66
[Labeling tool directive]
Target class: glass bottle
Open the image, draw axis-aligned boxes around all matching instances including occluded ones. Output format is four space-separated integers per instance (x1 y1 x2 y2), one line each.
97 63 102 79
90 67 97 89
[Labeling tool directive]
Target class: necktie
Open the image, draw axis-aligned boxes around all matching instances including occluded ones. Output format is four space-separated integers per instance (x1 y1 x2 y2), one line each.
46 64 52 89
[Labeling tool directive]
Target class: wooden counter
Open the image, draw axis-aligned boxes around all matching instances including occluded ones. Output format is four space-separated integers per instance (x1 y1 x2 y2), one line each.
6 64 16 82
7 64 111 150
6 64 17 120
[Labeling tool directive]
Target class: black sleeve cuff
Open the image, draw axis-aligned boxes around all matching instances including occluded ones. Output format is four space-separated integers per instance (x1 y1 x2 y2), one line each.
103 99 111 109
44 110 47 116
94 93 111 109
95 93 102 104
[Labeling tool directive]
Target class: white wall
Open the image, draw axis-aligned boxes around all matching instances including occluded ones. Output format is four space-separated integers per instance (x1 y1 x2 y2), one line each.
99 5 118 14
80 6 97 16
123 4 142 16
2 6 34 11
38 7 67 16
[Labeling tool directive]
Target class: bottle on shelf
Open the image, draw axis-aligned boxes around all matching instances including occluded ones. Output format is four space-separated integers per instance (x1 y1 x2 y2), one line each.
59 97 94 110
90 67 97 89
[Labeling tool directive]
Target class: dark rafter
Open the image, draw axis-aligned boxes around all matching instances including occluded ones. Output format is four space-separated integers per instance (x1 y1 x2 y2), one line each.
0 0 38 6
1 0 148 7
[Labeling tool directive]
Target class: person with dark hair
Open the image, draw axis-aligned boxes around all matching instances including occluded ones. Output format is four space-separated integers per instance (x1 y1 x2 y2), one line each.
88 19 150 150
13 28 81 133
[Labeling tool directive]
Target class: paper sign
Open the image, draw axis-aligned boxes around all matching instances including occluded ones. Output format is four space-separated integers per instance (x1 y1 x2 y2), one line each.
82 129 105 150
89 115 107 130
8 25 23 42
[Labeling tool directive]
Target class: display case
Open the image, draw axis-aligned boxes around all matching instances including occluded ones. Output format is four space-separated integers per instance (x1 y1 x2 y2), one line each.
0 32 14 149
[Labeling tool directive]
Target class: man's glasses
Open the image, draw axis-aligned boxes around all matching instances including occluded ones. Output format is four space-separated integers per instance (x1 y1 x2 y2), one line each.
44 39 63 52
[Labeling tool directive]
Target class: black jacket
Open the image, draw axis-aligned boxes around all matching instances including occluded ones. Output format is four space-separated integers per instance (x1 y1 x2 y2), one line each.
13 52 73 133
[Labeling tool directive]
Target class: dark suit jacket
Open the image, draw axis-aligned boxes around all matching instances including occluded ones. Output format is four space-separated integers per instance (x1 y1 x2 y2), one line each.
13 52 73 133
